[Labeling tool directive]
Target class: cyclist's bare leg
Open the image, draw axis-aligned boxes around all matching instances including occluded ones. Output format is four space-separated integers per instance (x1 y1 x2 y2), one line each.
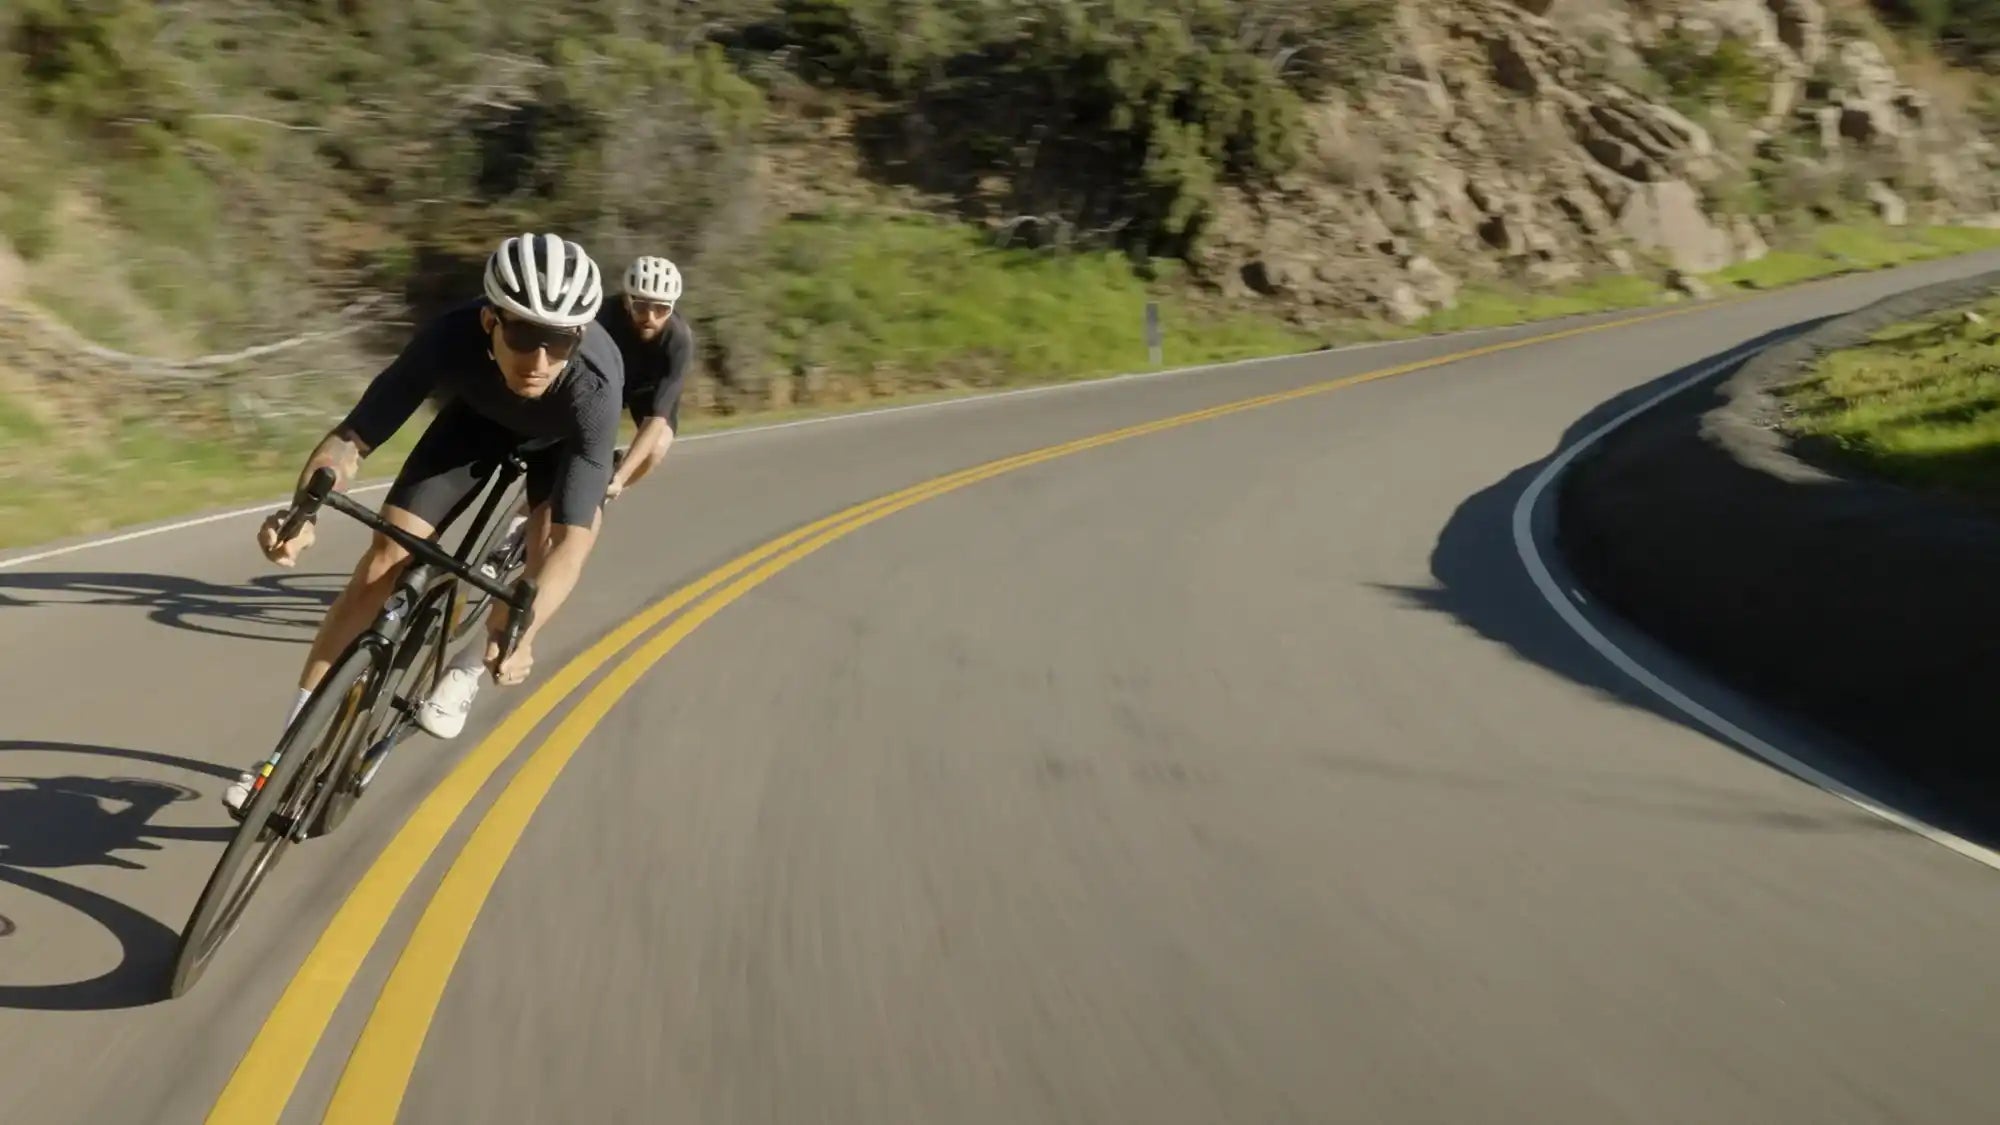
297 503 436 693
223 503 438 816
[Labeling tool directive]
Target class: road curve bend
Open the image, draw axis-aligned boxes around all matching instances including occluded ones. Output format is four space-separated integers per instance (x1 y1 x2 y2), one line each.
5 252 2000 1124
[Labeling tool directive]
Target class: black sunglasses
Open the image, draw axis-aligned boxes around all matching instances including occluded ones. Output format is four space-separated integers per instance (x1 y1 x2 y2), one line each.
493 313 583 360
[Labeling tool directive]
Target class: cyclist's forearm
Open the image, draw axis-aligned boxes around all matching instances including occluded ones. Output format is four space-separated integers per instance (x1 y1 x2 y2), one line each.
298 427 371 492
619 419 673 486
518 528 593 640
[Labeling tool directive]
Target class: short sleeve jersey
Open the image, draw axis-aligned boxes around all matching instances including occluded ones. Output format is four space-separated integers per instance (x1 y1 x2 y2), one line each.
595 299 694 431
340 297 625 526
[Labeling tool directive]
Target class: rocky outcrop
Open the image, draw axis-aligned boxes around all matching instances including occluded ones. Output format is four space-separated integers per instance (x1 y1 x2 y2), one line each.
1832 39 1909 145
1618 180 1736 274
1666 268 1715 299
1194 0 1999 325
1868 181 1909 226
1769 0 1828 66
1731 214 1772 262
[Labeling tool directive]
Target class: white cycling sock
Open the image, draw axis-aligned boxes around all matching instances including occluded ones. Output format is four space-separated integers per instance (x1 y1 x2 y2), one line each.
272 686 312 749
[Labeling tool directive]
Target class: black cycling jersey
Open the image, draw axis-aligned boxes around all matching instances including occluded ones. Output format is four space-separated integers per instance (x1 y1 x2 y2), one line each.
596 299 694 431
341 297 624 528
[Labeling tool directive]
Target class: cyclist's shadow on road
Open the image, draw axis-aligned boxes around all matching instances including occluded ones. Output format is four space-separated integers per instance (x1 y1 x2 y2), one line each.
0 741 236 1011
0 570 343 644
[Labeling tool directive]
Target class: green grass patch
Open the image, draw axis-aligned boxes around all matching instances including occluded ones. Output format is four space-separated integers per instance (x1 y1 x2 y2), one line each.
1413 274 1669 334
0 392 47 443
1773 291 2000 506
1712 223 2000 290
759 212 1319 381
0 399 426 549
1641 30 1775 120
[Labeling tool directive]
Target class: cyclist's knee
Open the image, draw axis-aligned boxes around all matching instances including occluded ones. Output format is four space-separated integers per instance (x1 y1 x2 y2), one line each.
355 506 433 585
355 534 410 586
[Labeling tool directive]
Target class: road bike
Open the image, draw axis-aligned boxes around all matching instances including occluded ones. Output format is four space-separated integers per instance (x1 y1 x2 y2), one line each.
167 458 538 998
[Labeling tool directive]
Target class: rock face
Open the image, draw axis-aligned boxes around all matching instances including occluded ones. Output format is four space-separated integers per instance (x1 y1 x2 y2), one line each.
1196 0 2000 324
1618 180 1736 274
1667 268 1716 299
1868 181 1909 227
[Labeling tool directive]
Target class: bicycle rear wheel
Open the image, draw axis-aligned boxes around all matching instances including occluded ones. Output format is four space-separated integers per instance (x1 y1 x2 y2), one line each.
167 643 380 998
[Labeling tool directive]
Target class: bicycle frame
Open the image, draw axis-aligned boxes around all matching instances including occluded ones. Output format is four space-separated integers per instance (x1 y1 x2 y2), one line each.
266 465 540 834
280 461 538 645
448 453 534 644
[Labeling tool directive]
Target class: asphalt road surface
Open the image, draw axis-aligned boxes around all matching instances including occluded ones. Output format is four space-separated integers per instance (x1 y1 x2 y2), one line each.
6 252 2000 1124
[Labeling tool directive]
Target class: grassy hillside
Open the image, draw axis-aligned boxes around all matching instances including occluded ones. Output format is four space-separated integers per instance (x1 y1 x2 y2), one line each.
5 0 2000 549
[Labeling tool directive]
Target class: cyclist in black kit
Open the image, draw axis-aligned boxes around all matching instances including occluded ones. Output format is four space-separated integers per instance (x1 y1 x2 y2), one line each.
412 255 699 743
222 232 622 815
600 255 695 501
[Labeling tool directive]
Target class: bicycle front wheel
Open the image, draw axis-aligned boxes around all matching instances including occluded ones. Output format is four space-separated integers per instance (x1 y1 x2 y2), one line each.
167 642 380 998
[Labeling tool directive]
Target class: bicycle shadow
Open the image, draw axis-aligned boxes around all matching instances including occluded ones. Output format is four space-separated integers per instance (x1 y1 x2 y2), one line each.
0 741 236 1011
0 570 342 644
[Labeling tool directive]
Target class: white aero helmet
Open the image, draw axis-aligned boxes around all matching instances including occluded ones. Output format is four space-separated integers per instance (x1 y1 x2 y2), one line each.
624 255 683 304
483 232 604 328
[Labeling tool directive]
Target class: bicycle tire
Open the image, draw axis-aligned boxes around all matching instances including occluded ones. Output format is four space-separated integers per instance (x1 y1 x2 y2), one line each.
310 583 452 836
166 642 380 998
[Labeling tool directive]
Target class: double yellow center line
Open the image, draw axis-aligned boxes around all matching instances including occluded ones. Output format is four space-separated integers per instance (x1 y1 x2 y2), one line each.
204 303 1695 1123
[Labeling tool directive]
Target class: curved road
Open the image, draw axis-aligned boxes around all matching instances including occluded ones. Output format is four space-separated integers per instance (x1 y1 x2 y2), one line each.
6 253 2000 1123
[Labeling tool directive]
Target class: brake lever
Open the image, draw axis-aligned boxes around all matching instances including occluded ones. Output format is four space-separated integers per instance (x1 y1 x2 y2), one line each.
494 576 539 677
276 467 337 544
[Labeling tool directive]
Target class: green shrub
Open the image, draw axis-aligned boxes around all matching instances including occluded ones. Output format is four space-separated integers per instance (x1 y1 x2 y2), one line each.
1870 0 2000 71
784 0 1340 256
7 0 184 130
1641 28 1774 119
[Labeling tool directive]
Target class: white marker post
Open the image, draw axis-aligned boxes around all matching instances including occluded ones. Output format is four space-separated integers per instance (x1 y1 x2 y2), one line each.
1144 300 1163 368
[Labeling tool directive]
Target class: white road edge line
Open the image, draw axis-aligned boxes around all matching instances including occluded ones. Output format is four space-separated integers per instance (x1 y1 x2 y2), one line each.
1513 340 2000 872
0 315 1556 573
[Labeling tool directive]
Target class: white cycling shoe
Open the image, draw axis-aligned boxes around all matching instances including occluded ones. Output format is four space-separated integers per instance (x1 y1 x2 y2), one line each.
221 770 256 819
218 665 480 819
415 665 484 740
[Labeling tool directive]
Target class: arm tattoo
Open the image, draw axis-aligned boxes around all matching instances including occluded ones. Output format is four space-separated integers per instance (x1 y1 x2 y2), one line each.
302 426 370 490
